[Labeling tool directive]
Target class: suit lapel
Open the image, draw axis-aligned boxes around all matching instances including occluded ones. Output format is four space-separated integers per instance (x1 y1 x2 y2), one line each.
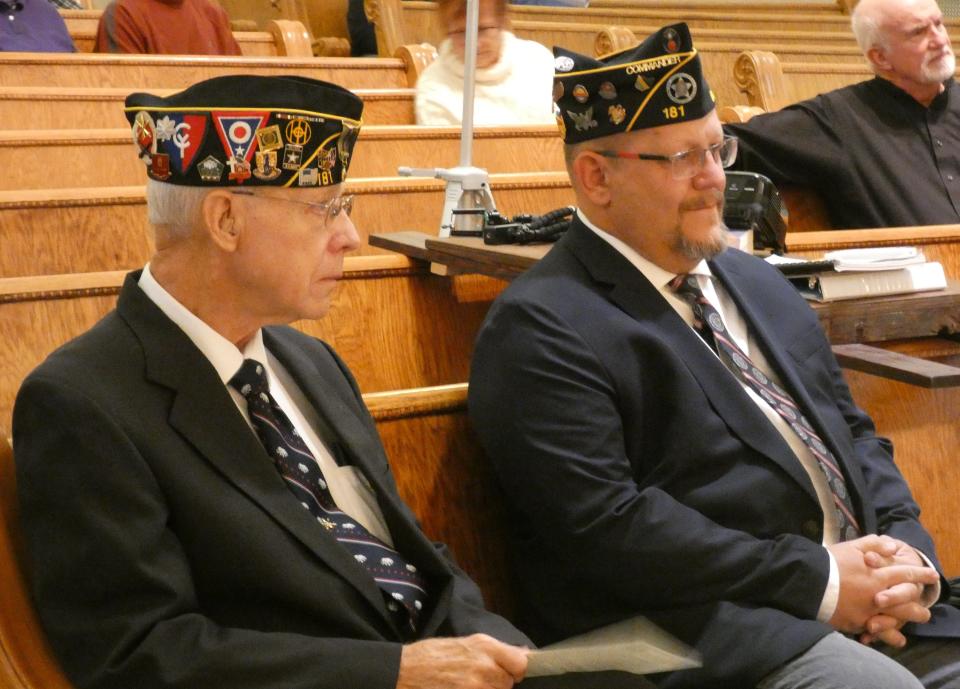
116 275 397 632
711 257 870 511
564 223 819 501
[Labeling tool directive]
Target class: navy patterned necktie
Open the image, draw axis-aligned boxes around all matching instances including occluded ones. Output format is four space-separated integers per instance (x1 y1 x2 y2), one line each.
229 359 428 637
670 274 862 541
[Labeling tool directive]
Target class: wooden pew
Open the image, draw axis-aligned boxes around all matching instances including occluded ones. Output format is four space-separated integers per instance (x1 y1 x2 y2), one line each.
0 383 518 688
0 125 564 191
57 8 99 33
367 0 870 56
367 384 516 618
0 172 574 275
0 435 74 689
0 53 412 89
396 0 863 48
733 50 885 111
0 87 416 129
62 14 314 57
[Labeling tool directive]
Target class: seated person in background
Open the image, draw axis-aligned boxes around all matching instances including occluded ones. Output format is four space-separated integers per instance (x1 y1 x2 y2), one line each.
94 0 240 54
469 23 960 689
725 0 959 229
12 75 542 689
0 0 75 52
415 0 555 125
347 0 377 56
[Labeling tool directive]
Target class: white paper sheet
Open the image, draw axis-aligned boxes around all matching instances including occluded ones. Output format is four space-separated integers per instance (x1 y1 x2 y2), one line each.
525 616 701 677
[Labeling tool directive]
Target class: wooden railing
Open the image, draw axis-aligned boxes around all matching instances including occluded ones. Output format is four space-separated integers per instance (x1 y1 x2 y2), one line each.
0 53 412 89
0 86 416 129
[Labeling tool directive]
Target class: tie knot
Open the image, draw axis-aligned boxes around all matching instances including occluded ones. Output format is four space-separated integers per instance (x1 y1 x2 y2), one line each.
229 359 269 401
669 273 704 301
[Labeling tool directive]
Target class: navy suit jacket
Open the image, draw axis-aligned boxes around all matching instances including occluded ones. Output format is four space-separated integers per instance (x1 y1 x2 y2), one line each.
13 271 528 689
469 218 960 688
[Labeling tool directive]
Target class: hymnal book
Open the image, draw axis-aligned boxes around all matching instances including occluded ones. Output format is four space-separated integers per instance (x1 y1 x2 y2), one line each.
790 261 946 302
525 616 701 678
766 246 927 276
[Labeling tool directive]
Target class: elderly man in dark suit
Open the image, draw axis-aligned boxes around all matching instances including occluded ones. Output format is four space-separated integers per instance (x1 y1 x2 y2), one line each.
468 23 960 689
12 75 536 689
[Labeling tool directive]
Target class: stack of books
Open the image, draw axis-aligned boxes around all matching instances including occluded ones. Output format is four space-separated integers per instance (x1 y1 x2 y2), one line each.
767 247 947 302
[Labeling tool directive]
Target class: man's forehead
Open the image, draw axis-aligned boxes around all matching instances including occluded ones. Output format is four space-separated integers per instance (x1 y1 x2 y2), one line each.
884 0 942 28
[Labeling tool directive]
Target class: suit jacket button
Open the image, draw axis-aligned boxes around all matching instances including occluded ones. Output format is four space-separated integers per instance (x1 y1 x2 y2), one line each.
801 520 821 540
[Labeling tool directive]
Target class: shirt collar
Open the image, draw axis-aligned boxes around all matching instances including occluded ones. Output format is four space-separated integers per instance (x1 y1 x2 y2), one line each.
576 208 712 290
138 264 266 384
871 74 954 111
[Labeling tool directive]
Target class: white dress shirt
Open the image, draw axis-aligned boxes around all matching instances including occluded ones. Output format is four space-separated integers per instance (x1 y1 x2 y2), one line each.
138 265 394 545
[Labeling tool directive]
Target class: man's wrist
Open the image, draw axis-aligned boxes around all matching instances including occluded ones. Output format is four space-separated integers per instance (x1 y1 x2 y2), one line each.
817 547 840 622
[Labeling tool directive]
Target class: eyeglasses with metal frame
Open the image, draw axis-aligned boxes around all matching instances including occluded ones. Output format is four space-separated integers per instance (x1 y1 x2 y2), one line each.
593 136 738 180
230 190 354 225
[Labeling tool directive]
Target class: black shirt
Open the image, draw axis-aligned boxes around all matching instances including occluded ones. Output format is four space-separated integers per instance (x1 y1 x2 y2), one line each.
725 77 960 229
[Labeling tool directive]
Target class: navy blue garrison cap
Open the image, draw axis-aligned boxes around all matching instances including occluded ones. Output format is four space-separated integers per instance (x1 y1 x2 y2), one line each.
553 23 715 144
124 75 363 187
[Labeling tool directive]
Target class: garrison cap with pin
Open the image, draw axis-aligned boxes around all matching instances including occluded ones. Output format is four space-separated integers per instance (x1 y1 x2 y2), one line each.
552 23 715 144
124 75 363 187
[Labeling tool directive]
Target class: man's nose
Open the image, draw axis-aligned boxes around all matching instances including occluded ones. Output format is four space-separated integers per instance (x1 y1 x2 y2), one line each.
694 149 727 190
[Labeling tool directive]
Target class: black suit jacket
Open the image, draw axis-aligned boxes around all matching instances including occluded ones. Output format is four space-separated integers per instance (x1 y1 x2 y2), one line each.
13 271 528 689
468 219 960 689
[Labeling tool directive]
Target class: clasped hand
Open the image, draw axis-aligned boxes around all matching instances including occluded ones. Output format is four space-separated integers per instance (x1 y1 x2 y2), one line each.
828 535 940 649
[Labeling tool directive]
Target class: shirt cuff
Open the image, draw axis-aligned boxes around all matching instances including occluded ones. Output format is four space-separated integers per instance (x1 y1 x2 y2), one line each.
915 549 942 607
817 547 840 623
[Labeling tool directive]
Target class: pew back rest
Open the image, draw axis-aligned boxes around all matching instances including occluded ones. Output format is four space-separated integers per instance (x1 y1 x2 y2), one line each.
0 435 74 689
368 386 517 618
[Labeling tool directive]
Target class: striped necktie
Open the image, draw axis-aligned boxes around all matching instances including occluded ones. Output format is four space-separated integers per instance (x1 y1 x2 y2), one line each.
670 274 861 540
229 358 428 637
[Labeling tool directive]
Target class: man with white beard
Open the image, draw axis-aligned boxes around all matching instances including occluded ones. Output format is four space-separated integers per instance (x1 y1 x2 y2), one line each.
724 0 960 229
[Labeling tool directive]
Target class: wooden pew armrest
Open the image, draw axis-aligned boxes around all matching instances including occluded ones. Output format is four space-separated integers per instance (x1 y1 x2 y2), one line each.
832 342 960 388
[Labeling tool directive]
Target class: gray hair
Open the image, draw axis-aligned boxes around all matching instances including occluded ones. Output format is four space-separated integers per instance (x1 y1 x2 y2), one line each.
851 0 891 57
145 178 213 241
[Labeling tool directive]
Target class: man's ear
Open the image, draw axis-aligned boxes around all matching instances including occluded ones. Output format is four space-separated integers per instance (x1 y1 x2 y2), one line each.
572 150 614 207
867 45 890 73
202 190 241 251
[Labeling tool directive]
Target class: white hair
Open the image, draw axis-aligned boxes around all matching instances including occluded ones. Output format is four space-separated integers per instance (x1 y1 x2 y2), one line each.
145 178 213 241
851 0 891 56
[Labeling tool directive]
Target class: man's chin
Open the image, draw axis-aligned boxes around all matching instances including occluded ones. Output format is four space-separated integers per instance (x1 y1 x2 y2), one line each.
923 53 956 83
679 206 729 256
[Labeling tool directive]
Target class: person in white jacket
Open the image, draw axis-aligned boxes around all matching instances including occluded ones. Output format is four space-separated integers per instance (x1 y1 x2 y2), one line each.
415 0 557 126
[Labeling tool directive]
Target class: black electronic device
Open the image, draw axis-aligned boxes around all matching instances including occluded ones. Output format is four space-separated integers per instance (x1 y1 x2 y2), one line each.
723 171 788 253
481 206 575 245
